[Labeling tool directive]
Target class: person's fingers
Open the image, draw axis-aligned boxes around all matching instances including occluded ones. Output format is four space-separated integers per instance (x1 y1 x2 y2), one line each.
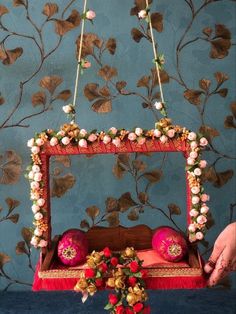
208 250 232 287
204 243 224 274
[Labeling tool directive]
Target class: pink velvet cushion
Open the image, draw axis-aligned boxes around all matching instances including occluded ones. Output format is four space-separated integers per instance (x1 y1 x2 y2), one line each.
57 229 88 266
152 227 188 262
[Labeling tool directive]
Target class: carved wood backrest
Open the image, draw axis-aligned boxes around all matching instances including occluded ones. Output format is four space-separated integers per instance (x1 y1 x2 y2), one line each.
86 225 154 252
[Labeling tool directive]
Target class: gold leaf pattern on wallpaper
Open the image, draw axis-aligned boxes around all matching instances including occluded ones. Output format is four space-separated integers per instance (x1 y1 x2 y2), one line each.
0 151 22 185
51 173 76 197
13 0 25 7
0 47 23 65
54 9 81 36
0 253 11 268
106 38 117 55
42 3 59 18
0 94 5 105
40 76 63 94
31 91 47 107
0 5 9 16
168 203 181 216
76 33 103 58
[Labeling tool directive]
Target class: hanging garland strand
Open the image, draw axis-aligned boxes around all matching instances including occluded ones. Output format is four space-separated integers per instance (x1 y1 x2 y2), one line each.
145 0 167 117
71 0 88 123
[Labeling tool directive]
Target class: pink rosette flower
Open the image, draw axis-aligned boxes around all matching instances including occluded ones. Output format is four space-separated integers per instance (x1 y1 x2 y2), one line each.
28 171 34 180
34 172 42 182
62 104 73 114
31 146 40 154
187 157 195 166
112 137 121 147
191 186 200 194
135 127 143 136
57 130 65 137
38 239 48 248
27 138 35 148
190 209 199 217
167 129 175 138
199 160 207 168
128 132 137 141
201 193 210 202
86 10 96 20
188 223 196 232
138 9 147 19
197 215 207 225
154 129 161 137
160 135 168 143
137 137 146 145
82 60 91 69
190 151 198 159
188 132 197 141
50 137 58 146
32 204 40 214
79 129 87 137
200 137 208 146
196 232 204 240
154 101 163 110
37 198 45 207
34 228 43 237
194 168 202 176
103 135 111 144
30 181 39 190
31 192 40 200
30 236 39 247
35 138 44 146
34 212 43 221
200 204 209 214
190 141 198 149
61 136 70 145
78 139 88 148
32 165 40 173
88 133 97 142
192 196 200 205
109 127 118 135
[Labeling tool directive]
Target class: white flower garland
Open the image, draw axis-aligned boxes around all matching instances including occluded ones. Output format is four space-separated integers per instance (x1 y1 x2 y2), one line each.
27 119 210 248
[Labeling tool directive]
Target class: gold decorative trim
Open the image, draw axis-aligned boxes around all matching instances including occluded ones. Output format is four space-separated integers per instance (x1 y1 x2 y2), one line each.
38 266 203 279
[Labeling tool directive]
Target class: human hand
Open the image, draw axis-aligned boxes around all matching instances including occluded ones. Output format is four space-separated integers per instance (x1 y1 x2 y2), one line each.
204 222 236 287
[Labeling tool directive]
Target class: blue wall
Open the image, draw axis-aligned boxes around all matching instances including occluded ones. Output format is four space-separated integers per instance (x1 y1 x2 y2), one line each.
0 0 235 290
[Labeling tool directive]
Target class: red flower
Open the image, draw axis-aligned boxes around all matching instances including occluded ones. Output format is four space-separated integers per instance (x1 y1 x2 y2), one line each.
111 257 118 267
116 305 125 314
109 293 118 305
128 277 137 287
103 247 112 258
95 278 103 287
133 303 144 313
99 262 108 273
129 261 139 273
85 268 95 278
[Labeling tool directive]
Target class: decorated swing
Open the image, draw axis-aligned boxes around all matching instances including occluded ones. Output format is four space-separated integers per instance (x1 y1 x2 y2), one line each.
27 0 209 312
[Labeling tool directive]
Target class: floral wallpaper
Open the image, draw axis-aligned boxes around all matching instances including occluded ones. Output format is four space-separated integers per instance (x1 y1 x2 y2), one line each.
0 0 235 291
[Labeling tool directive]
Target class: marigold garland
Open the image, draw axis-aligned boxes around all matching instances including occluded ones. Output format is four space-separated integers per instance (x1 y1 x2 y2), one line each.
74 247 150 314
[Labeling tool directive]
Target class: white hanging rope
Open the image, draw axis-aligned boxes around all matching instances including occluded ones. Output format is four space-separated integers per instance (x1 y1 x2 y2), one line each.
145 0 165 105
72 0 88 112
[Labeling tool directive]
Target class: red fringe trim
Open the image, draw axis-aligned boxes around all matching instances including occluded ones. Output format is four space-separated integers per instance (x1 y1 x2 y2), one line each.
145 276 207 289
